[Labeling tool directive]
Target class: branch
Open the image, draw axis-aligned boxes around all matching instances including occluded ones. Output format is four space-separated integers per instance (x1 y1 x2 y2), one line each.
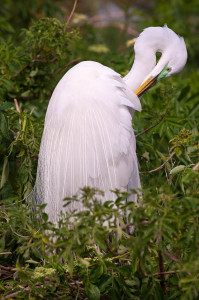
158 250 167 294
0 252 12 255
136 103 170 138
5 287 31 299
14 98 20 113
17 93 40 101
164 248 181 263
138 260 147 277
153 270 180 276
18 58 80 101
12 53 59 79
0 264 13 270
32 55 58 63
54 57 81 77
66 0 78 27
13 63 29 77
106 223 134 255
142 151 175 174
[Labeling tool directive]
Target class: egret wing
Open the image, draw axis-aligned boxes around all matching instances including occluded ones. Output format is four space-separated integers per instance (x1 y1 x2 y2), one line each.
34 61 141 221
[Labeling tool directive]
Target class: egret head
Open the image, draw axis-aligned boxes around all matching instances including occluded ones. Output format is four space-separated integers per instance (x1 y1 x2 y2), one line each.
134 26 187 97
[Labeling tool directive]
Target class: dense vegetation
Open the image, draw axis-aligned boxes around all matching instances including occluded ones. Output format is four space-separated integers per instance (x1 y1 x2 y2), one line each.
0 0 199 299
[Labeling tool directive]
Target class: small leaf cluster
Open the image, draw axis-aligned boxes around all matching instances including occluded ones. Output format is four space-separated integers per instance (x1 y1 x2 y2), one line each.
0 17 80 203
0 17 79 102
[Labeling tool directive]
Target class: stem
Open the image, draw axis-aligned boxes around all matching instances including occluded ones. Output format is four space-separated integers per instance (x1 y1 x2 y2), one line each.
153 270 180 276
54 57 81 77
138 260 147 277
141 151 175 174
106 223 134 255
0 264 13 269
158 250 167 294
5 287 31 299
66 0 78 27
136 103 170 138
109 251 130 261
164 248 181 263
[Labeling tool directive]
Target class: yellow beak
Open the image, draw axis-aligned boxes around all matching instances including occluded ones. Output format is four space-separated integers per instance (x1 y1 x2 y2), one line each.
134 76 158 97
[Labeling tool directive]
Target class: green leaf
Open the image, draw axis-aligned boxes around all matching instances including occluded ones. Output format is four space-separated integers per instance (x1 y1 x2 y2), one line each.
21 90 32 98
86 283 100 300
42 212 48 222
0 236 5 251
1 78 14 91
26 259 39 264
18 271 30 281
94 232 107 251
189 102 199 117
68 252 73 275
30 68 38 77
0 112 9 138
90 264 104 283
99 276 112 293
178 86 190 101
170 165 186 175
0 156 9 189
0 102 13 111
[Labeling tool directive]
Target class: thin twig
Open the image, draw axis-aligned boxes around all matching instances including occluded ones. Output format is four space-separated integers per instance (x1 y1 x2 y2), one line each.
14 98 20 114
164 165 170 183
13 231 30 238
66 0 78 27
14 98 21 129
140 220 150 225
0 264 13 270
158 250 167 294
153 270 180 276
18 93 41 101
32 56 58 63
13 63 29 77
13 99 21 137
12 55 48 78
164 248 181 263
106 223 133 255
138 260 147 277
0 252 12 255
5 287 31 299
136 103 170 138
54 57 81 77
142 151 175 174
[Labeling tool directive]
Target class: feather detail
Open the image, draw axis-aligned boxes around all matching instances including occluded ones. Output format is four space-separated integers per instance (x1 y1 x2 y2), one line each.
33 61 141 222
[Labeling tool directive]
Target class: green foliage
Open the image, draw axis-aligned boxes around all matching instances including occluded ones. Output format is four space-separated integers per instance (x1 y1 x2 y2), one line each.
0 17 80 202
0 0 63 38
0 183 199 299
0 17 79 101
0 1 199 299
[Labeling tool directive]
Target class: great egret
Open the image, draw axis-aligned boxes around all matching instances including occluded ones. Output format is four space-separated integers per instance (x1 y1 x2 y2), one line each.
33 25 187 223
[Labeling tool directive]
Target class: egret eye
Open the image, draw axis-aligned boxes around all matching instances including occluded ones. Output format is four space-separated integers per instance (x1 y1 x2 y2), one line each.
166 67 172 72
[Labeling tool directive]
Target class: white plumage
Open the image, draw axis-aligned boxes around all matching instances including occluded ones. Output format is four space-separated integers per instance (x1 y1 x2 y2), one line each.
33 26 187 223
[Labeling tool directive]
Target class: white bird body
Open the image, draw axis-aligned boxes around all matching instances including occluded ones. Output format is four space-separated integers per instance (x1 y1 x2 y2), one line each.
33 26 187 223
36 61 141 221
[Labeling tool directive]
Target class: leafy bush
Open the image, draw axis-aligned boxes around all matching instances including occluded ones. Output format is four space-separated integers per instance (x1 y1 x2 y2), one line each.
0 180 199 299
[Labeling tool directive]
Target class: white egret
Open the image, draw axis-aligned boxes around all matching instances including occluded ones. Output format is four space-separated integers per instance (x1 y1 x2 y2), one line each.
33 25 187 223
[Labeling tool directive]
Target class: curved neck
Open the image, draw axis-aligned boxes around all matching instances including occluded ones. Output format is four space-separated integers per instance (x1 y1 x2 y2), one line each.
123 27 170 91
123 50 156 91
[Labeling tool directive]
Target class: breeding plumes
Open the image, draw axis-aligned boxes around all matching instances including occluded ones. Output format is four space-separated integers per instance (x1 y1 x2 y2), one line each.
33 25 187 223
